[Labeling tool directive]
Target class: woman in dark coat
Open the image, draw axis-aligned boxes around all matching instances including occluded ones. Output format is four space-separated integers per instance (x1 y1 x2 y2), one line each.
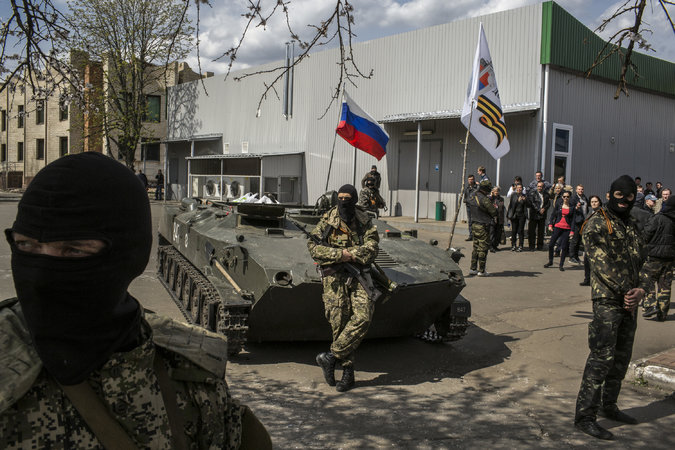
544 191 574 270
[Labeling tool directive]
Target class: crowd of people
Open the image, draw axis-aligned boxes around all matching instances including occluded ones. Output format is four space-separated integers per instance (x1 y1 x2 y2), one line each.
464 169 673 277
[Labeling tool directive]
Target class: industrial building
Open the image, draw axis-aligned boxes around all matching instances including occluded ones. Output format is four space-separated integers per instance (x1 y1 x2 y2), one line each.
165 1 674 219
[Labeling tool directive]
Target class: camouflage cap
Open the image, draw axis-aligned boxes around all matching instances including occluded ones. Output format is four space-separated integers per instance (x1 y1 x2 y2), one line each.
479 180 492 191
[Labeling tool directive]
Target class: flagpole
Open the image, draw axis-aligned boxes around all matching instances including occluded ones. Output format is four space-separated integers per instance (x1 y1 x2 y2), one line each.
447 104 473 249
352 146 357 186
414 121 422 223
324 88 344 192
496 158 501 188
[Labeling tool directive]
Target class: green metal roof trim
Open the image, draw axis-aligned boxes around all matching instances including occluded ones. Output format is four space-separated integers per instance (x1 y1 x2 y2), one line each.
541 1 675 96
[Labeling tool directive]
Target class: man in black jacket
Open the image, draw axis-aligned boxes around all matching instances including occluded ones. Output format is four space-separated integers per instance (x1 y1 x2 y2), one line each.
507 183 527 251
526 181 550 251
568 184 588 263
642 196 675 321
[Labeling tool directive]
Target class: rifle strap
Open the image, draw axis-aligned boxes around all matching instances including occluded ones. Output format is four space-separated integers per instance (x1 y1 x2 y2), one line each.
59 381 139 450
321 224 333 244
153 350 189 450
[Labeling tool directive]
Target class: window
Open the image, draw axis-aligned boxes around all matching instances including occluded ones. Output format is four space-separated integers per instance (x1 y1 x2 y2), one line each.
17 142 23 161
1 110 5 131
59 137 68 157
1 144 6 162
17 105 24 128
551 124 573 184
36 139 44 160
36 101 44 125
144 95 161 123
141 140 160 161
59 99 68 121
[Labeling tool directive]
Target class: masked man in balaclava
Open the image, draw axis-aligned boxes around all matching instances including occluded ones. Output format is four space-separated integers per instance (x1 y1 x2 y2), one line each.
468 180 497 277
308 184 379 392
574 175 650 440
358 176 386 217
0 152 270 448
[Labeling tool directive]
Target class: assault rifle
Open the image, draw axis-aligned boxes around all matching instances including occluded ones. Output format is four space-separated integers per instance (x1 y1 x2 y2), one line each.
287 215 397 303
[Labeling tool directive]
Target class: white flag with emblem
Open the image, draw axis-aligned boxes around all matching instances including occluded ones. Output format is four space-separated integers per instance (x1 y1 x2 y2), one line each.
461 23 510 160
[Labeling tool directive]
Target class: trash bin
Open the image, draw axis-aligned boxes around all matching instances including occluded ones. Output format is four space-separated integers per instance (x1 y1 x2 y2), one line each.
435 201 446 221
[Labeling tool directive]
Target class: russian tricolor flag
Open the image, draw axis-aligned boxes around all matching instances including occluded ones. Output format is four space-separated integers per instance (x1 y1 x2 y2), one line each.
336 91 389 161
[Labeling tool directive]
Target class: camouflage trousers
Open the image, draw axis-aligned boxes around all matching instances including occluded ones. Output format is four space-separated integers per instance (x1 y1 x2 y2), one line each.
575 298 637 422
642 257 673 316
321 273 374 367
470 223 490 272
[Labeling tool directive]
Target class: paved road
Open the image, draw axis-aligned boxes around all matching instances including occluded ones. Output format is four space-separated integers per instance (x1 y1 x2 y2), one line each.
1 201 673 449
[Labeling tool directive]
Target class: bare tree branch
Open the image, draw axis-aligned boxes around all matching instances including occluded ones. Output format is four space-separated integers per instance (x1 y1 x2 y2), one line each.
586 0 673 99
227 0 372 118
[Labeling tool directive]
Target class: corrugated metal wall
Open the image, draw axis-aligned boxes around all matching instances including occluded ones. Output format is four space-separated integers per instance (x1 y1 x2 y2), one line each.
167 3 544 206
545 69 675 198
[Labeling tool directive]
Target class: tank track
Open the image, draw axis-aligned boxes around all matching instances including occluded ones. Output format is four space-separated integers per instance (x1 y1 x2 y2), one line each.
157 245 250 356
416 316 469 343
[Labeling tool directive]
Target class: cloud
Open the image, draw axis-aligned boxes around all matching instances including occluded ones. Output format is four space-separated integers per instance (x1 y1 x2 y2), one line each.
187 0 674 74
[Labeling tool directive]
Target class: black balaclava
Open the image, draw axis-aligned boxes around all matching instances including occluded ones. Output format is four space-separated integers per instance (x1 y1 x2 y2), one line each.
365 177 375 188
607 175 637 221
337 184 358 223
8 152 152 385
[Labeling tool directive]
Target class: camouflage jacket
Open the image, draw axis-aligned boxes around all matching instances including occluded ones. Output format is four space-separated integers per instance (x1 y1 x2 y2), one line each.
358 187 385 211
582 207 649 301
0 299 243 449
469 191 497 225
307 206 379 267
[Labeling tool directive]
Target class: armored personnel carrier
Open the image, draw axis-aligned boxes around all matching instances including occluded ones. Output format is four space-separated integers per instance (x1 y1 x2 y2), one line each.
157 198 470 356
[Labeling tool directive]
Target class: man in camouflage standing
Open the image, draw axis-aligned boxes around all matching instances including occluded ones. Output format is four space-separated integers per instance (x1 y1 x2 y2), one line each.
358 176 386 217
468 180 497 277
574 175 649 440
309 184 379 392
641 196 674 321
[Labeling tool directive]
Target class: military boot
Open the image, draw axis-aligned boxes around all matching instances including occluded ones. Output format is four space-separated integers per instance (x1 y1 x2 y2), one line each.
574 420 613 440
316 352 337 386
336 366 355 392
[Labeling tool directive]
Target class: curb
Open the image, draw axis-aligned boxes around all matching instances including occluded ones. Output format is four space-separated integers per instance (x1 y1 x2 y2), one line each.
628 351 675 391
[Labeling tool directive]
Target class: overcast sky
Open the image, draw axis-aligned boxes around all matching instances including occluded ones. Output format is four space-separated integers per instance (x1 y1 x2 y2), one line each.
186 0 675 74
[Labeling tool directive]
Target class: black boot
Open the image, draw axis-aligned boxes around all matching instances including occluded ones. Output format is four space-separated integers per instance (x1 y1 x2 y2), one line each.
574 420 613 440
316 352 337 386
336 366 355 392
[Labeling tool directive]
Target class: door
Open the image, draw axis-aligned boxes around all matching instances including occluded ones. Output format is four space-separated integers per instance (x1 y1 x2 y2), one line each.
397 140 442 218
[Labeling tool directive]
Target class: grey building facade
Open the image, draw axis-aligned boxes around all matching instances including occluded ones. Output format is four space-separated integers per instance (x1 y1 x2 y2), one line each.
166 1 674 218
